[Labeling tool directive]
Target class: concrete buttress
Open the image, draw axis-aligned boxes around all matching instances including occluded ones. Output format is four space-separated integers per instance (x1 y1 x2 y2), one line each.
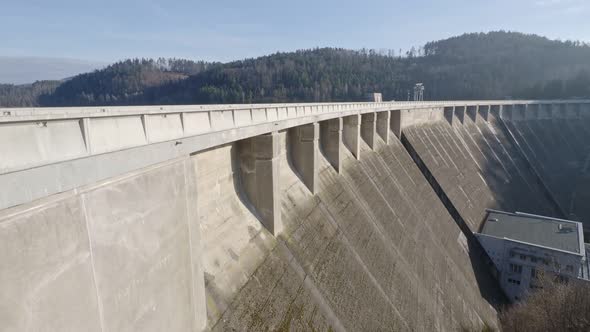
343 114 361 159
288 123 319 194
320 118 343 173
361 112 377 150
376 110 391 144
237 132 282 235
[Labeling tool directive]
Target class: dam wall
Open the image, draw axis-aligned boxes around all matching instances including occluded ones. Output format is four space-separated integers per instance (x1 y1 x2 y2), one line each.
499 104 590 236
0 156 206 331
202 130 500 330
1 100 589 331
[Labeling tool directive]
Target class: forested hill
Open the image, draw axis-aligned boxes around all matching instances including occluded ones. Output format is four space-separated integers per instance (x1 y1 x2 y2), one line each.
2 31 590 107
37 58 217 106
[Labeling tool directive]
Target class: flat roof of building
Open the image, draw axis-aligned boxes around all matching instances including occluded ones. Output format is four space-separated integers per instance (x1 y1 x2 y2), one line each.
480 210 583 254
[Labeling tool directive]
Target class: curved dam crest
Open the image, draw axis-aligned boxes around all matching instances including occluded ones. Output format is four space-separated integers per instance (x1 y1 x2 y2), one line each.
0 100 588 331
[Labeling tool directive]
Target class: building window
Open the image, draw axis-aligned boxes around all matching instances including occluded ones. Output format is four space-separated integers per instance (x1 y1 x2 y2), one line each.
566 265 574 272
510 252 515 258
531 257 538 263
519 254 526 260
531 268 538 279
509 263 523 274
507 278 521 285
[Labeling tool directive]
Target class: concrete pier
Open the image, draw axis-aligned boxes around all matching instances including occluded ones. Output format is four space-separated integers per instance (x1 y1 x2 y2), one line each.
466 105 477 122
343 114 361 159
361 112 377 149
237 132 282 235
444 107 455 126
376 110 391 144
320 118 343 173
390 109 403 138
288 123 319 194
478 105 490 121
455 106 466 124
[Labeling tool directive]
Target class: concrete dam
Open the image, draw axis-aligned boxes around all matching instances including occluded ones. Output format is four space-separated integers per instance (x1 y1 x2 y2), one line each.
1 100 589 331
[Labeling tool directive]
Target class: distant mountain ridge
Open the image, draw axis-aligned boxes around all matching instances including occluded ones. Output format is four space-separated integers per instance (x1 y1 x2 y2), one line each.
2 31 590 108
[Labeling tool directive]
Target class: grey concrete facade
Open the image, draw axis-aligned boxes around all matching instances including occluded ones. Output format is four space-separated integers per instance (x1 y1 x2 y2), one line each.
0 156 207 332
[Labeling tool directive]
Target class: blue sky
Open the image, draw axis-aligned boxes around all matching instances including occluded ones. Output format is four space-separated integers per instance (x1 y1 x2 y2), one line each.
1 0 589 63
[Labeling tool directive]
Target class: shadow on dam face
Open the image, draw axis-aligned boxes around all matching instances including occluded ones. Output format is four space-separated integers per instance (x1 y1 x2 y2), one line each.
197 128 502 331
402 109 565 234
399 104 590 328
501 113 590 239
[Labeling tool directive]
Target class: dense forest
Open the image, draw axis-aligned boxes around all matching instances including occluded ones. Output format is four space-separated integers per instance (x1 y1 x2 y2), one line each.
2 31 590 107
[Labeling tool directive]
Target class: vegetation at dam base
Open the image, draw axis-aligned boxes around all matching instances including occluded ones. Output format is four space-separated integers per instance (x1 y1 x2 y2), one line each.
499 277 590 332
2 31 590 107
458 277 590 332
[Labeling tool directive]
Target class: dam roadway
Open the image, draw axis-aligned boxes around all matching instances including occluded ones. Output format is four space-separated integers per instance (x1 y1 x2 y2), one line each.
1 100 589 331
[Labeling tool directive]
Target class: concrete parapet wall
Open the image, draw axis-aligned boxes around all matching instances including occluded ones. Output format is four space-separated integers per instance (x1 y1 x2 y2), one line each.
0 156 207 331
1 100 589 211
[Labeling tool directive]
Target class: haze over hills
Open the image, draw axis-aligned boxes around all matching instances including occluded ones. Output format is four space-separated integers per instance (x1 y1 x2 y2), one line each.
0 56 106 84
2 31 590 108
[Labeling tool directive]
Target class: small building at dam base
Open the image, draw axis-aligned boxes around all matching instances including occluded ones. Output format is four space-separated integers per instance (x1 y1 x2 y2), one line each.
476 210 590 302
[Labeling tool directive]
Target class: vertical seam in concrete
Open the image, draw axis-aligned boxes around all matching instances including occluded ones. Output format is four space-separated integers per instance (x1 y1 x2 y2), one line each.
81 118 92 155
180 112 186 136
80 194 106 332
182 157 201 331
141 114 150 143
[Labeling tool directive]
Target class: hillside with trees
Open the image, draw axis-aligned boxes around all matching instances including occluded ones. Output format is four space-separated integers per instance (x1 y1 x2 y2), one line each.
37 58 216 106
2 31 590 107
0 80 60 107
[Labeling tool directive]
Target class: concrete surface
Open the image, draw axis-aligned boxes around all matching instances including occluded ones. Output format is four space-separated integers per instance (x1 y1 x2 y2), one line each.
360 112 377 150
376 110 391 144
0 157 207 332
1 100 588 211
320 118 343 173
343 114 361 159
500 108 590 234
237 132 282 235
207 131 501 331
288 123 319 194
403 110 562 232
3 99 590 331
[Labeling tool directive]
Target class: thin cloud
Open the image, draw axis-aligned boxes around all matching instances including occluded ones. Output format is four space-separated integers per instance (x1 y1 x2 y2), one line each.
534 0 588 14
